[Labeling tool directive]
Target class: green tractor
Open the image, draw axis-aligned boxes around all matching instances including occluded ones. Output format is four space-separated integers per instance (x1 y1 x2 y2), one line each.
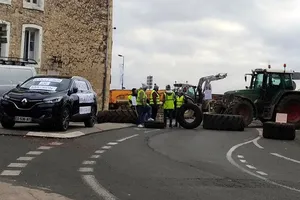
215 67 300 127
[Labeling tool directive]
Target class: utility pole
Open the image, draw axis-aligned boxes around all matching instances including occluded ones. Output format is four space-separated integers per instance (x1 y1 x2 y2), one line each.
118 54 125 89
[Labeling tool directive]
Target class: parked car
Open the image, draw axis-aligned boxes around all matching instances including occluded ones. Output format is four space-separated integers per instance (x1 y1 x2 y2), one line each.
0 57 37 97
0 75 98 131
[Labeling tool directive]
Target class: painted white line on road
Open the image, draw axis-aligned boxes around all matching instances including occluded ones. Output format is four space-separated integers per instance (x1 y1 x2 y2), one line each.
82 175 117 200
83 161 96 165
246 165 257 169
1 170 21 176
253 136 264 149
117 134 139 142
27 151 43 155
257 128 263 136
227 136 300 193
38 146 53 150
17 157 34 161
102 146 111 150
271 153 300 164
240 159 247 163
95 150 106 154
7 163 27 168
91 155 100 159
27 131 84 138
49 142 63 146
78 167 94 172
144 129 161 133
256 171 268 176
107 142 118 145
237 155 244 158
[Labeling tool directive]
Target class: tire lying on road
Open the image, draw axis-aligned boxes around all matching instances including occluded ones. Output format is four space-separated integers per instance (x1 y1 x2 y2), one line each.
263 122 295 140
177 103 203 129
97 109 137 124
202 113 244 131
144 121 165 129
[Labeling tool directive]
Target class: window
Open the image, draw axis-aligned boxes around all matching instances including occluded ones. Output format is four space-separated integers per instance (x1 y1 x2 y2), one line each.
23 0 44 11
270 74 281 86
253 73 264 89
21 24 43 67
0 21 10 57
75 80 89 91
0 0 11 5
21 77 71 92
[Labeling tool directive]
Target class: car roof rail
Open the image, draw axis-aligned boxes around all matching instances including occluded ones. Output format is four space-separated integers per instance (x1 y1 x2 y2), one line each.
0 57 38 66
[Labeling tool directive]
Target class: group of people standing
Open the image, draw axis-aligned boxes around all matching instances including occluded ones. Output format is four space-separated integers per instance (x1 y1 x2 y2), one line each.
128 83 187 128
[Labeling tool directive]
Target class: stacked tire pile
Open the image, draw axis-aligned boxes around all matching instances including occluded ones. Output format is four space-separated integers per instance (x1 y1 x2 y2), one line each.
97 109 137 124
262 122 296 140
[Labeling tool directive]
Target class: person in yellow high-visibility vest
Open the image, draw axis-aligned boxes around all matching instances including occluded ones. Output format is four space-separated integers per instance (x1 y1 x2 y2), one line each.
162 84 175 128
149 84 160 120
175 89 186 127
136 84 148 127
128 88 137 108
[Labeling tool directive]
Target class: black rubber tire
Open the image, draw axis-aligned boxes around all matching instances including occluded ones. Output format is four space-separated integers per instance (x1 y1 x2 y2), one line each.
56 107 70 131
84 106 97 127
1 118 15 129
276 94 300 129
177 103 203 129
263 121 295 140
213 100 226 114
203 113 244 131
144 121 165 129
224 98 254 127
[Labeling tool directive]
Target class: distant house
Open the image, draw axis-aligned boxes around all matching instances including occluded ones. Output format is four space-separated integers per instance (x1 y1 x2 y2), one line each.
0 0 113 110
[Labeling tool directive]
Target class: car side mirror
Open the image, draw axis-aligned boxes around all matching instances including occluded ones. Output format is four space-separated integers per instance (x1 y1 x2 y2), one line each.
16 84 20 88
73 87 78 93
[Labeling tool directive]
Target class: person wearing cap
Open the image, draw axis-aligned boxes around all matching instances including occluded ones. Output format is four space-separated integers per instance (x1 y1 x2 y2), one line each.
175 89 186 127
149 84 160 120
162 84 176 128
136 83 148 127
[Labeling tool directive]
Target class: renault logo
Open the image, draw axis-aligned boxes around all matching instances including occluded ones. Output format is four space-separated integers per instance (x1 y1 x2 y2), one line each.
21 98 27 105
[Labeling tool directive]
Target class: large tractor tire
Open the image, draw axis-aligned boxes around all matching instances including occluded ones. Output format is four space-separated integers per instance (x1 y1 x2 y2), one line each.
276 94 300 129
263 122 295 140
177 103 203 129
203 113 244 131
97 109 137 124
144 121 165 129
212 100 226 114
224 98 254 127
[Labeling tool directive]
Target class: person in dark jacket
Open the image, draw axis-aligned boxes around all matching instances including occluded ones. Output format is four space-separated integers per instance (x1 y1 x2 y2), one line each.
149 84 160 120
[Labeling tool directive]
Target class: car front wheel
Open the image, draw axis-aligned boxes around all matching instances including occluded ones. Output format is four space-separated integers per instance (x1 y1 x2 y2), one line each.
1 118 15 129
84 106 97 128
57 107 70 131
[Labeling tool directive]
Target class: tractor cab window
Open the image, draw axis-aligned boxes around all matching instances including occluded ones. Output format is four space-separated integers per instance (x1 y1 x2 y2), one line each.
187 87 195 97
269 74 281 86
283 74 293 89
253 73 264 89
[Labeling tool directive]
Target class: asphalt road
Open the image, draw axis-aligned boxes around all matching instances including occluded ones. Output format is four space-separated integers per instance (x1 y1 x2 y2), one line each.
0 126 300 200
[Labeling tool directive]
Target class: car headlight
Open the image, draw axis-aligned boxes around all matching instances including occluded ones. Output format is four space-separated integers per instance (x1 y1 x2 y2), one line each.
43 96 63 103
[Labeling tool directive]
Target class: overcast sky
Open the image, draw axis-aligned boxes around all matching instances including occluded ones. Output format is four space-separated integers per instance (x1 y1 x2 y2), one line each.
110 0 300 93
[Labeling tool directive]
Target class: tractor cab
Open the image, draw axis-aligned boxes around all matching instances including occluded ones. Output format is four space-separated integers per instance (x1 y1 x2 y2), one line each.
173 83 198 104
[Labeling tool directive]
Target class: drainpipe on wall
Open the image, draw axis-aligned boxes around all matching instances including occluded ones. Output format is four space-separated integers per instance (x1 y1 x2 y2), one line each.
102 0 111 111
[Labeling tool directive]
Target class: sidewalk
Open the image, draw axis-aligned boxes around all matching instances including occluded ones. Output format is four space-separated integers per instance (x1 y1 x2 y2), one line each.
0 181 73 200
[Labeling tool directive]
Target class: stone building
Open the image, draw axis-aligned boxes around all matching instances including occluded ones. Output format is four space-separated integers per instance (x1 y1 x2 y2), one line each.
0 0 113 110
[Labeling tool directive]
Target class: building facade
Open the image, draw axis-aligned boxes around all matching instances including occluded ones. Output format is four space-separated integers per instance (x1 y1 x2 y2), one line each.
0 0 113 110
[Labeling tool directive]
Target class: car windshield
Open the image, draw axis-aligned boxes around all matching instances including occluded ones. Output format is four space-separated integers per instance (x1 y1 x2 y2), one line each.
20 77 71 92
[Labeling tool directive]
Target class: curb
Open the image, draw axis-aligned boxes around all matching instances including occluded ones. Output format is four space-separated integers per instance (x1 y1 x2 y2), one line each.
0 124 136 139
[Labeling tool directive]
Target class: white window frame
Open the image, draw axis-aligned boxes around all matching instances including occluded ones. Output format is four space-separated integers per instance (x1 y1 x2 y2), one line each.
23 0 44 11
20 24 43 68
0 20 11 58
0 0 11 5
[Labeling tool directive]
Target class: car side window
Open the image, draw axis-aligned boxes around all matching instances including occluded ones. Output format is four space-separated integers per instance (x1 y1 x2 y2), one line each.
75 80 89 92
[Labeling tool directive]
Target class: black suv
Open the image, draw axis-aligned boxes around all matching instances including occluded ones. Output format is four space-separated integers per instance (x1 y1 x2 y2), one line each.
0 75 98 131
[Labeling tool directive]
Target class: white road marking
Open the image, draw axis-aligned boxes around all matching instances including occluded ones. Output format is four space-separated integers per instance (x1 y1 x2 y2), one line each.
49 142 63 146
83 161 96 165
271 153 300 164
38 146 53 150
7 163 27 168
78 167 94 172
95 150 106 154
256 171 268 176
117 134 139 142
1 170 21 176
237 155 244 158
102 146 111 150
240 159 247 163
257 128 263 136
91 155 100 159
27 131 84 138
17 157 34 161
27 151 43 155
82 175 117 200
246 165 257 169
253 136 264 149
227 136 300 193
107 142 118 145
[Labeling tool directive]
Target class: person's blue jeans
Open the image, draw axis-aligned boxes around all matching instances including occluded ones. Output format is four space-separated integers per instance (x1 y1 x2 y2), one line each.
136 105 146 125
144 105 152 121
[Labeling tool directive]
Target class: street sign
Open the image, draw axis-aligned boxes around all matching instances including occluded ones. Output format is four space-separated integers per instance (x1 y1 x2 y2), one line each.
147 76 153 89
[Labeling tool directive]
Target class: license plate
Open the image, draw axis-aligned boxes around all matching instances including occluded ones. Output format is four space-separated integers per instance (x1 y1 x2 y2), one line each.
15 116 32 122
